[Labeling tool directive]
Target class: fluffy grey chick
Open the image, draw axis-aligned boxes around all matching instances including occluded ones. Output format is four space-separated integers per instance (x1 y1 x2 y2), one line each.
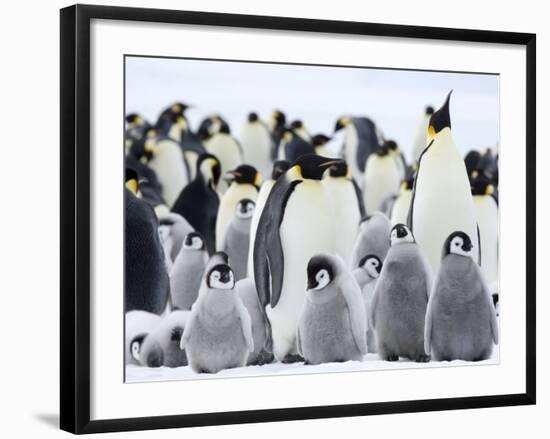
125 310 162 366
351 212 391 268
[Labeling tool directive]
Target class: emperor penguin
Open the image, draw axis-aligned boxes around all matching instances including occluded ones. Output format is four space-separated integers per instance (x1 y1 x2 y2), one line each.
155 102 191 138
334 116 380 180
322 161 365 264
216 164 260 250
386 140 408 182
203 123 244 193
289 120 311 141
197 114 229 142
390 172 415 226
312 134 332 157
236 278 274 365
180 264 254 373
471 171 499 291
247 160 291 280
269 110 287 159
371 224 432 362
125 188 169 315
240 112 273 176
138 310 191 368
253 154 343 361
363 141 400 214
351 212 391 268
125 310 161 366
277 129 315 163
413 106 434 163
296 254 367 365
408 91 480 273
222 199 256 280
171 153 221 255
125 113 152 144
124 157 165 213
157 212 195 261
464 150 481 178
170 232 209 310
425 231 499 361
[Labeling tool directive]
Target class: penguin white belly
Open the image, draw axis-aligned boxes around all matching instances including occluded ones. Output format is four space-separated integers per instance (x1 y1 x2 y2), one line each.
413 115 430 162
216 184 258 251
390 190 412 226
266 182 334 360
247 181 275 280
363 155 400 214
412 146 479 272
322 178 360 264
474 195 499 288
240 125 272 176
184 151 198 181
148 140 190 207
204 134 243 193
344 125 361 180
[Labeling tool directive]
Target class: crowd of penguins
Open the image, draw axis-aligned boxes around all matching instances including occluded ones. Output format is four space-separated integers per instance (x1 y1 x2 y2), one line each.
125 91 500 375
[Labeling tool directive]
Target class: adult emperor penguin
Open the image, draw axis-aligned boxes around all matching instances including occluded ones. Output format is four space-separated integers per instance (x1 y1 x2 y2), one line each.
289 120 311 141
170 232 209 310
247 160 291 280
311 134 332 157
222 199 256 280
386 140 408 182
216 164 260 250
239 112 273 176
334 116 380 180
425 231 499 361
363 141 400 214
408 91 480 273
371 224 432 362
171 153 221 255
351 212 391 268
155 102 191 137
125 310 161 366
125 113 151 144
269 110 287 159
253 154 343 361
322 161 365 264
197 114 229 142
277 129 315 163
471 171 499 291
180 264 254 373
297 254 367 365
413 106 434 163
390 172 415 226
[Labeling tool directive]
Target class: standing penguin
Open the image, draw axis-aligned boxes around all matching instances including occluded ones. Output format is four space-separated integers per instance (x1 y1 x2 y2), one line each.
351 212 391 268
322 161 365 264
197 114 229 142
297 254 367 365
353 255 382 353
269 110 287 160
425 232 499 361
253 154 342 361
125 310 162 366
371 224 432 362
363 141 400 213
216 165 260 250
125 188 169 315
170 232 209 310
138 310 191 368
278 129 315 163
311 134 332 157
247 160 291 280
390 172 415 226
408 91 480 273
236 278 273 365
240 112 273 176
289 120 311 141
155 102 191 138
222 199 256 280
386 140 408 182
413 106 434 163
171 153 221 254
181 264 254 373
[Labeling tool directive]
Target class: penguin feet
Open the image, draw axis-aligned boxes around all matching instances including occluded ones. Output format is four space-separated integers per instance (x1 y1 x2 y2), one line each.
254 350 275 366
385 354 399 362
415 354 431 363
282 353 305 364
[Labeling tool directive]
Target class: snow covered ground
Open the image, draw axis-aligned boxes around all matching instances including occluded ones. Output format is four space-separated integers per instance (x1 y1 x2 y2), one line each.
126 348 499 383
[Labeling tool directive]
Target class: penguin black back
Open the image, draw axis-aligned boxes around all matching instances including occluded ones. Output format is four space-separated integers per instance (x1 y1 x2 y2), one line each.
271 160 291 180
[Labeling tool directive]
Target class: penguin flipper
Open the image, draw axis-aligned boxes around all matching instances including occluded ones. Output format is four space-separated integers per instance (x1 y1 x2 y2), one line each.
352 177 366 218
236 298 255 352
296 326 303 357
339 269 368 355
424 296 434 355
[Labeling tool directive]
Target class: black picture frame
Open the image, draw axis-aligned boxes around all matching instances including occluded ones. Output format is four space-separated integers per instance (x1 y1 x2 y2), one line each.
60 4 536 434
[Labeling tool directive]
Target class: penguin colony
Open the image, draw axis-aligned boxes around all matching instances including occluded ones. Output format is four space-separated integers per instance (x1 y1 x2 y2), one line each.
124 94 499 374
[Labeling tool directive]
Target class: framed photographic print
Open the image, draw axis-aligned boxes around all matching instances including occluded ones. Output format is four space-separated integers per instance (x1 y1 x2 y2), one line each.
60 4 536 434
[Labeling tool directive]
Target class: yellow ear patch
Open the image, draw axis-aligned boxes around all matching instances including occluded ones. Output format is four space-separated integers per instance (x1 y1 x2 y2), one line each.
485 184 494 195
254 173 262 187
283 132 292 143
427 125 436 142
126 179 138 195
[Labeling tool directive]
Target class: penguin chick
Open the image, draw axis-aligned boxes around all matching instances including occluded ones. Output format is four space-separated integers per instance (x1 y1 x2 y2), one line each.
139 310 191 368
353 255 382 353
351 212 391 268
425 232 499 361
371 224 432 362
125 311 162 366
236 278 274 365
222 199 255 280
157 212 195 261
297 254 367 365
170 232 209 310
181 264 254 373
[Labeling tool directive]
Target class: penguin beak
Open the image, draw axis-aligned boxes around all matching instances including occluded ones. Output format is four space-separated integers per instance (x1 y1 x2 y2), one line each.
318 159 344 169
220 270 231 283
307 279 319 290
462 242 473 252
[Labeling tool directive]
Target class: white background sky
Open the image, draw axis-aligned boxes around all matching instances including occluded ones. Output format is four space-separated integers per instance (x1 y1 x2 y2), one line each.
126 56 499 161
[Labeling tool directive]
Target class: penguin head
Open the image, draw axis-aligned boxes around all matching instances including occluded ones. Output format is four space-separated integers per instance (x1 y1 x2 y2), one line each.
290 154 344 180
248 112 259 123
271 160 291 180
425 106 435 116
306 255 335 291
270 110 286 129
444 231 474 258
168 112 188 129
400 170 416 192
312 133 331 148
130 334 147 363
375 142 390 157
465 150 482 178
470 171 495 196
226 164 261 187
126 113 146 127
197 153 221 189
427 91 452 142
198 115 228 140
390 223 415 246
170 102 191 115
385 140 400 154
206 264 235 290
125 168 139 195
235 199 255 219
328 160 350 178
358 254 383 279
289 120 308 139
334 116 351 132
183 232 205 250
